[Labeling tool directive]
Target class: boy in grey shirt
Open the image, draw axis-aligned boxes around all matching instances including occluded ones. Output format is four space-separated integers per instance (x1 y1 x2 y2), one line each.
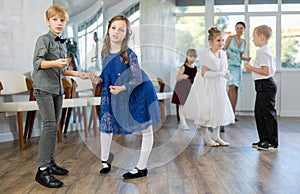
32 4 89 188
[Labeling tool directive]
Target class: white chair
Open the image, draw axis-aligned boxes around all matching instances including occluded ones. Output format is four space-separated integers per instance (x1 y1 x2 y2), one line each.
57 77 89 142
0 70 38 150
20 77 89 143
0 71 89 148
64 76 100 137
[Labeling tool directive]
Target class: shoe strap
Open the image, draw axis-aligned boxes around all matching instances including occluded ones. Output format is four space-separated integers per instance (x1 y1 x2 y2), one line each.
129 168 139 174
101 161 110 168
135 167 146 171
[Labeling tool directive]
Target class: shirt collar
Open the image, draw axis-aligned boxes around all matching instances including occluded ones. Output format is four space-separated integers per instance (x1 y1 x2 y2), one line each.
47 30 64 41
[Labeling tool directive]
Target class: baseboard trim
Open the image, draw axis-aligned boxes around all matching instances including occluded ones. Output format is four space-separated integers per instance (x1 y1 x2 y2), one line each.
0 123 84 143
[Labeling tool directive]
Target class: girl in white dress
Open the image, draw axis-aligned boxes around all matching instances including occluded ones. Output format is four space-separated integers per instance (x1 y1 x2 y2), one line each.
184 27 235 146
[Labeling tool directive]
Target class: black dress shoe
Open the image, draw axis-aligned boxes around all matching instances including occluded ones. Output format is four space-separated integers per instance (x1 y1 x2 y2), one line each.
51 164 69 175
220 126 225 132
35 168 63 188
252 141 262 148
100 161 111 174
257 142 278 150
123 167 148 179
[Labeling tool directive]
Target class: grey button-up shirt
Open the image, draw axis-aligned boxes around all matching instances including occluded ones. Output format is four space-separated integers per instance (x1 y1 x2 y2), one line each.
32 30 66 95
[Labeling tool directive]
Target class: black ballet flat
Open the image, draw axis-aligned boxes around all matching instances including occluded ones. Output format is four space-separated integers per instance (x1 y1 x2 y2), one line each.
100 161 111 174
122 167 148 179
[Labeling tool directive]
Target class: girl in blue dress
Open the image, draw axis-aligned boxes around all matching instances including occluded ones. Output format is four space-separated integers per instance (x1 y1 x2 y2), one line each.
90 15 160 179
224 22 251 121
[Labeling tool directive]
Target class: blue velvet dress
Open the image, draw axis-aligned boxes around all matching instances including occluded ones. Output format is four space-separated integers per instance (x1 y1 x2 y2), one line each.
98 49 161 134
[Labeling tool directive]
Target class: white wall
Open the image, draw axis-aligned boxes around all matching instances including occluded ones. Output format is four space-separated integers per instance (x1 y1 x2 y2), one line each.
0 0 52 142
0 0 52 73
277 71 300 116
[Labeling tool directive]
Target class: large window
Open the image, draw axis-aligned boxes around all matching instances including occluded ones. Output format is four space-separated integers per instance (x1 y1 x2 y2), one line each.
78 11 103 72
176 6 205 13
176 16 205 58
281 15 300 68
249 16 276 62
176 1 300 69
76 3 140 72
214 15 245 38
214 4 245 13
175 5 206 66
128 10 141 59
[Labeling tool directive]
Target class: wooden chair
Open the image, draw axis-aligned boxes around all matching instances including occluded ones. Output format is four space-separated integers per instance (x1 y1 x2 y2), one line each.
57 77 89 142
23 71 37 139
0 82 3 92
24 76 73 140
58 77 73 136
0 70 38 150
149 76 171 124
24 77 88 143
156 77 167 124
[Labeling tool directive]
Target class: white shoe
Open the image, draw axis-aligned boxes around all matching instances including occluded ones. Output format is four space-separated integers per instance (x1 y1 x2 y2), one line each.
214 137 229 146
204 138 219 147
179 123 189 130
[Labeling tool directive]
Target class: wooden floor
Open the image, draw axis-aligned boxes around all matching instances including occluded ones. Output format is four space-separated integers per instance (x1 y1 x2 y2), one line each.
1 115 300 194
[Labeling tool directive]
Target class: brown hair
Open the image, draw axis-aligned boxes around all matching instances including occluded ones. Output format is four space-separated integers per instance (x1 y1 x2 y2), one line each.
102 15 132 64
235 21 246 29
46 4 69 22
254 25 272 40
184 49 197 64
208 27 222 41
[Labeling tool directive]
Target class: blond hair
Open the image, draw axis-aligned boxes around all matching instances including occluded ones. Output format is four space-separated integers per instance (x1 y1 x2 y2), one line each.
102 15 132 64
254 25 272 40
46 4 69 22
208 27 222 41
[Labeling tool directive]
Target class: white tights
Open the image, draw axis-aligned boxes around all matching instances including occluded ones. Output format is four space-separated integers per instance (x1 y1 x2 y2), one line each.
178 105 187 126
100 125 153 170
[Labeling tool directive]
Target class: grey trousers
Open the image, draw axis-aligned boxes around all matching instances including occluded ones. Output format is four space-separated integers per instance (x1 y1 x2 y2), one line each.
34 89 63 167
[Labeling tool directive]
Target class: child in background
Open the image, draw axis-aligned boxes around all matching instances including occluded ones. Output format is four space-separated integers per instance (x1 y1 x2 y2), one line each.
67 52 78 71
184 27 234 147
171 49 198 129
245 25 278 150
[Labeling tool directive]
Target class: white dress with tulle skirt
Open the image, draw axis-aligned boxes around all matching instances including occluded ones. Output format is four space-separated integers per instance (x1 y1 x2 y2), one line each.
183 48 235 128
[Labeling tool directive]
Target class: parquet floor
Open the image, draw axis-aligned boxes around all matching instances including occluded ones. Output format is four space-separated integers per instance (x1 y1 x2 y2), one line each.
1 116 300 194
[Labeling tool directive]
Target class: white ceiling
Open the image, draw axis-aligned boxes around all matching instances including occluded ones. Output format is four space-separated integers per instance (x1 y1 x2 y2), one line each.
54 0 99 17
54 0 121 18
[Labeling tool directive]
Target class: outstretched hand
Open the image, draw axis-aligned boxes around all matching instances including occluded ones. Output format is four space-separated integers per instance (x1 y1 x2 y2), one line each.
89 72 103 84
78 72 90 79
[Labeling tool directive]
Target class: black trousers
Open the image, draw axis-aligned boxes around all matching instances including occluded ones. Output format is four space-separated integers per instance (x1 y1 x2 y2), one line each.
254 77 278 147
